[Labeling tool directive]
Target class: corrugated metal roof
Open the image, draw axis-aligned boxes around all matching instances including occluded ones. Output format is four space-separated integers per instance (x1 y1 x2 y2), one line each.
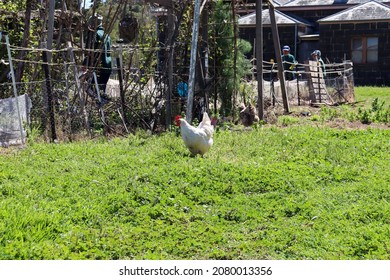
318 0 390 22
284 0 389 7
238 9 310 26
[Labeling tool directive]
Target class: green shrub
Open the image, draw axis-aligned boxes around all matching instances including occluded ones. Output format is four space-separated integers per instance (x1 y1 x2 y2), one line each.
357 98 389 124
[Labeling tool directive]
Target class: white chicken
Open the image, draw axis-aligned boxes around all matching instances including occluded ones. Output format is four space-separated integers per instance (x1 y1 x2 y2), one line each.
179 112 214 156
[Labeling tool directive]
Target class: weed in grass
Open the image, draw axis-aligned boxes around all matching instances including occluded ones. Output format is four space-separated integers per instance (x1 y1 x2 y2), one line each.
356 98 390 124
320 106 339 121
278 115 299 126
310 115 321 122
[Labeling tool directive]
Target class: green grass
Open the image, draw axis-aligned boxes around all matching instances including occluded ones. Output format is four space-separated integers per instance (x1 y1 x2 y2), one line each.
1 125 389 260
355 86 390 107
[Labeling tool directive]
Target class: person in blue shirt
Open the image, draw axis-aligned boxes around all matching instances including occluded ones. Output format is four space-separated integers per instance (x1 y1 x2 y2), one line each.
83 14 112 104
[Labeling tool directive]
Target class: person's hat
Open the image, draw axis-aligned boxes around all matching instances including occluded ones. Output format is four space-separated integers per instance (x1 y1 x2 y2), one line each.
282 45 290 51
88 14 103 29
311 50 321 57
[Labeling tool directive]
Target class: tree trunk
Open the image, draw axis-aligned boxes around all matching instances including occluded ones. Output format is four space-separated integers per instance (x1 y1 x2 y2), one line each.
15 0 36 83
231 0 238 120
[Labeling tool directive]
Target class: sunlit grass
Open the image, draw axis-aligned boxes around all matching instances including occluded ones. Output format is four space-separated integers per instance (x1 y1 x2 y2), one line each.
1 125 389 260
354 86 390 106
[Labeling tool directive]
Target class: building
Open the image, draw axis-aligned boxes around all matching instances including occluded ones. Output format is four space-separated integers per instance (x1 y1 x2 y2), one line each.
238 0 390 85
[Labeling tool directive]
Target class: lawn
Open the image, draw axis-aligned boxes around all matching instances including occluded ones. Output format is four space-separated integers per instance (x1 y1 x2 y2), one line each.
354 86 390 106
0 87 389 260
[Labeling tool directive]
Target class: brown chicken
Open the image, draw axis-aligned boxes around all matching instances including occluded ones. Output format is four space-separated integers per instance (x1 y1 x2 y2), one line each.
239 103 259 127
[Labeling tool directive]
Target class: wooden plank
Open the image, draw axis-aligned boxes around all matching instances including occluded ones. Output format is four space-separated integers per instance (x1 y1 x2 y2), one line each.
306 60 329 104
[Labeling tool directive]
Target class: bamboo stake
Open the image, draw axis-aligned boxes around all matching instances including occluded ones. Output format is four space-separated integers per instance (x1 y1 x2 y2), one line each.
93 71 107 135
186 0 202 123
167 6 174 128
116 39 126 126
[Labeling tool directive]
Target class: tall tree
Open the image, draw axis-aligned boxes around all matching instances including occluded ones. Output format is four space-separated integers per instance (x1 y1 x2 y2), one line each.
210 0 252 117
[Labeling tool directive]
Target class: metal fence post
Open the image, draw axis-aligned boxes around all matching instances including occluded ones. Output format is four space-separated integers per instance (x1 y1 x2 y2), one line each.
4 31 25 144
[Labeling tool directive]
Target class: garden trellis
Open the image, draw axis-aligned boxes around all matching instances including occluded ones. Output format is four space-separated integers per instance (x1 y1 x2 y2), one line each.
0 35 355 144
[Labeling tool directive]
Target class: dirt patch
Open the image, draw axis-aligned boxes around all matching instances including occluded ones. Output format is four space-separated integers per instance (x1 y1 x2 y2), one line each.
0 145 26 155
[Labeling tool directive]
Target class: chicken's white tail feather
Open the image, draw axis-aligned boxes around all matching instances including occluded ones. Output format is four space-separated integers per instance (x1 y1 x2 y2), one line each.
197 112 211 128
197 112 213 137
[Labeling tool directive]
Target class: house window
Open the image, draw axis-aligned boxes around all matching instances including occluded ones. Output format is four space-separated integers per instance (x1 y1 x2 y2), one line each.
351 37 378 64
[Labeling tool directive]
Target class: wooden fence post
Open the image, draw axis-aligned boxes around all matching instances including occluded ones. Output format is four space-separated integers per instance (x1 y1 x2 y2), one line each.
41 50 57 142
268 1 290 113
256 0 264 120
